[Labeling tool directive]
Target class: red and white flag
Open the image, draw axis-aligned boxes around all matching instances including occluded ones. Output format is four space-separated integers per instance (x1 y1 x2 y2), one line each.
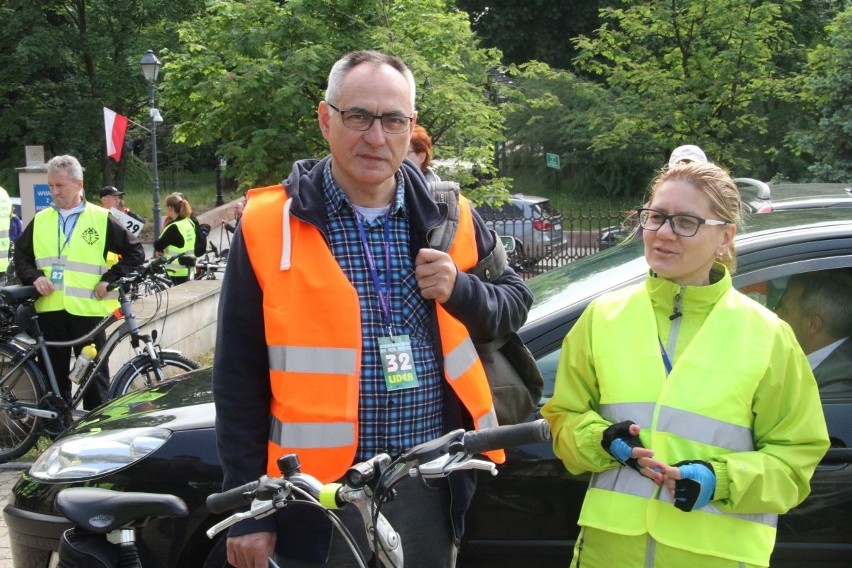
103 107 129 162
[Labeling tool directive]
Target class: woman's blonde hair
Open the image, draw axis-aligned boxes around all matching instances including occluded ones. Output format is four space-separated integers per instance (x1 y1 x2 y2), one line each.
648 162 742 272
166 193 192 219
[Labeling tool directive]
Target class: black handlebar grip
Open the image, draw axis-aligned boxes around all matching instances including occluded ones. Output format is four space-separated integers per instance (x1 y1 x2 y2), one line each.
206 480 260 514
462 418 551 455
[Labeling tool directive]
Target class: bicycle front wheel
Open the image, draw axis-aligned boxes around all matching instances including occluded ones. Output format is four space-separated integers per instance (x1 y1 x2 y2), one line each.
108 352 200 398
0 342 47 462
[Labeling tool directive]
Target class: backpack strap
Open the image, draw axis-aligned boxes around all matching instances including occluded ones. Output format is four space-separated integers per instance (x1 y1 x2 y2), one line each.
428 181 460 252
428 181 508 282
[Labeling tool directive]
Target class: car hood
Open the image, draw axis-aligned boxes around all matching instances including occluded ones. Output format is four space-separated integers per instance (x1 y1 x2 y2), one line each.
67 369 216 435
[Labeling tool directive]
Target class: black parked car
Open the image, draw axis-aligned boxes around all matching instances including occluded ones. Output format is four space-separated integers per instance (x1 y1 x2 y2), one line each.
5 209 852 568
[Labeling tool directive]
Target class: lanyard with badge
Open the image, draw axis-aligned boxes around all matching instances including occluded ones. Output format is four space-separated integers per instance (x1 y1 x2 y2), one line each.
355 210 419 391
51 212 79 284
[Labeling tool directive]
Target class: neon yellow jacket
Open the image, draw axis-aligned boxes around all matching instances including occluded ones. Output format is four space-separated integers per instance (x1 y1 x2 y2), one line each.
32 205 117 316
542 265 829 566
160 217 195 278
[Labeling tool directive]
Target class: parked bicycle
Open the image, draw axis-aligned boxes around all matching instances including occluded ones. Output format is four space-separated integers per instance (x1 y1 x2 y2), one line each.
194 242 228 281
52 420 549 568
0 254 200 462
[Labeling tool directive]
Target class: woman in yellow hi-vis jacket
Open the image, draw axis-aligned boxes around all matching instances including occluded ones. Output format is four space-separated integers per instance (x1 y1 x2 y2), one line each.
542 162 830 568
154 193 196 284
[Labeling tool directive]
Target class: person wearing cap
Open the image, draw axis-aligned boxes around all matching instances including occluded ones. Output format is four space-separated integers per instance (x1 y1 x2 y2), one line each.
668 145 708 168
99 186 145 224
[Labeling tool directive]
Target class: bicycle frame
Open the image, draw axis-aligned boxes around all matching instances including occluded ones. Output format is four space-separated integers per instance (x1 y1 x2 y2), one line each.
0 268 171 420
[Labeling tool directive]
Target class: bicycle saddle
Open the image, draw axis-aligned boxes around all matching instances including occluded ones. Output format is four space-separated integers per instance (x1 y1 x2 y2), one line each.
0 285 38 304
56 488 188 533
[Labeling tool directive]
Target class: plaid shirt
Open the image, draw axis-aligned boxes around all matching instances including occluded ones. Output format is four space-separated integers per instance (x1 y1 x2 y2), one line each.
322 164 444 461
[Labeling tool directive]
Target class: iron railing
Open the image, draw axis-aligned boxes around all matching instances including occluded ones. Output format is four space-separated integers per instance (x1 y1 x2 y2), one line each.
482 205 635 280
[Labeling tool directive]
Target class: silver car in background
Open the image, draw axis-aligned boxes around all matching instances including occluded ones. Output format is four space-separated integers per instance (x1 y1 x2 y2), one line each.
476 194 567 268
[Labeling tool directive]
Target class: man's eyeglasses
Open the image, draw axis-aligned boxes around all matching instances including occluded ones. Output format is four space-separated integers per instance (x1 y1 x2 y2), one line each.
326 102 413 134
636 207 729 237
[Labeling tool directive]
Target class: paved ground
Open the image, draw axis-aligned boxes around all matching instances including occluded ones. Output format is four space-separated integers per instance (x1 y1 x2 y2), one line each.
0 463 32 567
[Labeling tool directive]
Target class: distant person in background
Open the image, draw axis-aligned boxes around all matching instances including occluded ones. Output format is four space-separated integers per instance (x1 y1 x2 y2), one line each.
223 197 245 235
154 193 197 285
10 213 22 243
668 144 707 167
775 269 852 392
99 186 145 224
0 186 12 274
407 124 441 182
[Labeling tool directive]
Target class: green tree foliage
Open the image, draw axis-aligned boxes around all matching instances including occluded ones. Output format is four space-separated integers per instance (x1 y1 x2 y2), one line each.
500 62 656 198
162 0 509 201
794 6 852 182
572 0 803 178
455 0 605 69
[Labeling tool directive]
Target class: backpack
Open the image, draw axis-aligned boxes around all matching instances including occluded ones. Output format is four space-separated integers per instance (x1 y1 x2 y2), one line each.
428 181 544 425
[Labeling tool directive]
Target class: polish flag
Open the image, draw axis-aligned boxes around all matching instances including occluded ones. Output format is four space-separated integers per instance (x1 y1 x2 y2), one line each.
103 107 129 162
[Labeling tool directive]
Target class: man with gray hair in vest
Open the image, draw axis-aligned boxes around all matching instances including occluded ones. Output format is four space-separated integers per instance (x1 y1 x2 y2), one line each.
213 50 532 568
14 154 144 410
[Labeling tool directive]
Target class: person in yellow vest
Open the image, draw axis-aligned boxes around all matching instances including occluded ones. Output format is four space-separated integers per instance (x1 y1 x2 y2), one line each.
153 193 196 284
542 162 830 568
13 155 145 409
0 185 12 276
212 50 532 568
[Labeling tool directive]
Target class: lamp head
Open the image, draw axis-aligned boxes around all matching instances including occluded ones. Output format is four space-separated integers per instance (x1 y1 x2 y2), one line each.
140 50 161 83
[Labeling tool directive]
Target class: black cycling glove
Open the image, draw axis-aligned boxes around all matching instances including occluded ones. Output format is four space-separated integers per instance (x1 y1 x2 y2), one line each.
601 420 643 473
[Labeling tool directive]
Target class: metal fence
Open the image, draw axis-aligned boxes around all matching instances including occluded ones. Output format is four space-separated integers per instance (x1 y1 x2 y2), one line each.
484 205 632 280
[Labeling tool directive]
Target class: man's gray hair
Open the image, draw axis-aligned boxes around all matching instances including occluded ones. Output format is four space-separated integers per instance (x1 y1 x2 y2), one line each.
790 269 852 338
46 155 84 182
325 50 416 111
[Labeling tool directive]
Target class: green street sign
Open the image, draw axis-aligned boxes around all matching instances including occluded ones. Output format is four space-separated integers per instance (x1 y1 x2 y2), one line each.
546 153 560 169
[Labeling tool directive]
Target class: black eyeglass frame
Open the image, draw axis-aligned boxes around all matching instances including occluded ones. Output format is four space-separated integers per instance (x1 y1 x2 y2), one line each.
326 102 414 134
636 207 729 237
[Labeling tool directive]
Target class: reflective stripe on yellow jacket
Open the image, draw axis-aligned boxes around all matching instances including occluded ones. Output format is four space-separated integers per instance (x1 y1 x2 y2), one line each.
0 190 10 272
32 205 117 316
242 185 501 483
161 217 195 277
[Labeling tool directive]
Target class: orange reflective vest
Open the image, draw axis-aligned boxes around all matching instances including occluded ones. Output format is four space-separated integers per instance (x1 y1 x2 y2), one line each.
242 184 503 482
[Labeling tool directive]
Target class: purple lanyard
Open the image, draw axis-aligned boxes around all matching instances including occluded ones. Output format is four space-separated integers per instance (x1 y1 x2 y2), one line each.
355 210 393 333
658 337 673 375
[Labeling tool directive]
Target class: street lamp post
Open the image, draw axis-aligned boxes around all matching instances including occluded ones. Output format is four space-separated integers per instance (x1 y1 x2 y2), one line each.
215 156 227 206
140 49 163 236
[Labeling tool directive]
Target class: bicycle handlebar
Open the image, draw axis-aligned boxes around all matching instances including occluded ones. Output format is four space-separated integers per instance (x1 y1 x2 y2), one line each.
206 419 551 516
461 418 550 455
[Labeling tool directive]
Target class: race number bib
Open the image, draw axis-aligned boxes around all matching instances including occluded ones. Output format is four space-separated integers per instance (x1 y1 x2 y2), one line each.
110 208 145 236
379 335 419 391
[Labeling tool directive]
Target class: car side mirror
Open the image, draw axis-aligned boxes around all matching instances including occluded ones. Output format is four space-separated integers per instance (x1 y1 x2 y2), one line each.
820 447 852 465
499 235 516 253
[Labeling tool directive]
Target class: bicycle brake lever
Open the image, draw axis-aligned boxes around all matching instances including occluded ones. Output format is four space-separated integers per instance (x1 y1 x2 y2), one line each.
415 454 497 479
205 498 277 539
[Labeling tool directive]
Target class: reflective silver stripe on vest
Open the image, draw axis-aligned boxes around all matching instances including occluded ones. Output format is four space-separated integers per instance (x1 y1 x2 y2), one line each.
65 286 96 299
657 406 754 452
478 408 499 430
599 402 656 426
35 257 106 275
36 256 66 269
657 484 777 527
268 345 357 374
444 336 478 381
269 420 355 449
591 467 657 498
